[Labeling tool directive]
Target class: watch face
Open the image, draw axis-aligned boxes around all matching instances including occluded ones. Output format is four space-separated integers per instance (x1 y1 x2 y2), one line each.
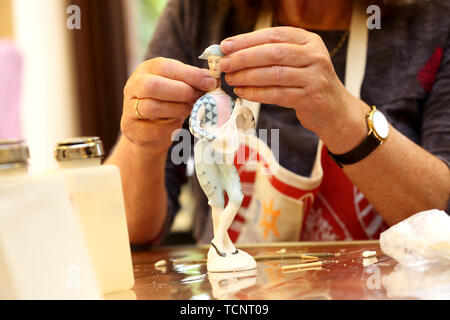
372 110 389 140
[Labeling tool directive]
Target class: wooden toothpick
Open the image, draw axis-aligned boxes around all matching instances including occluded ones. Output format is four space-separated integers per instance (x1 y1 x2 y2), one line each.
281 261 323 271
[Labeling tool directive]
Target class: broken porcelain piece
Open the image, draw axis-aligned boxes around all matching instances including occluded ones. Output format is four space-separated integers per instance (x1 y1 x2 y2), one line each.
190 44 256 273
380 209 450 299
380 209 450 268
362 250 377 258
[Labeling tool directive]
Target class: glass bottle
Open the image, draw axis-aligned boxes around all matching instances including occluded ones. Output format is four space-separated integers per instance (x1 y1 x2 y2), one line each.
54 137 134 294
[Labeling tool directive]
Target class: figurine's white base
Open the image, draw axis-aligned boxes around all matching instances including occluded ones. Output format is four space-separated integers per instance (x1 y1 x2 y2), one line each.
207 246 257 273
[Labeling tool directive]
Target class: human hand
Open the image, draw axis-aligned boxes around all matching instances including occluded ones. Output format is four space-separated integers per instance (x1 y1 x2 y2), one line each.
219 27 362 144
121 57 217 155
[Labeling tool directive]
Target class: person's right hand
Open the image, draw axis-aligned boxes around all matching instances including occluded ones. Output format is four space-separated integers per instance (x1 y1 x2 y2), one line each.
121 57 217 155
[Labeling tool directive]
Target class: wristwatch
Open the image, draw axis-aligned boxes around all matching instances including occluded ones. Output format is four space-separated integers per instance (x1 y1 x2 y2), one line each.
328 106 389 168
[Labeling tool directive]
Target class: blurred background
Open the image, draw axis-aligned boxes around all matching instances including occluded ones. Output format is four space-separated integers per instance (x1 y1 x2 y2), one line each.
0 0 194 243
0 0 168 170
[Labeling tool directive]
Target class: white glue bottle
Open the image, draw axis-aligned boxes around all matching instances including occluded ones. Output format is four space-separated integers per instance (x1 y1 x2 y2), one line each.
54 137 135 294
0 140 101 299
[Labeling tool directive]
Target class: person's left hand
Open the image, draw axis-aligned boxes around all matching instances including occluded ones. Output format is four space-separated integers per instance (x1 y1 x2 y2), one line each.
219 27 363 145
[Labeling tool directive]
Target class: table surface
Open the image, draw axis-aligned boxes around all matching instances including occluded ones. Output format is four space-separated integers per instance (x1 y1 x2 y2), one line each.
108 240 447 300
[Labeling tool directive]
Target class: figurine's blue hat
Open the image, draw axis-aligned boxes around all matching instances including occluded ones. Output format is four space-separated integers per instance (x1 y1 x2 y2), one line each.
199 44 224 60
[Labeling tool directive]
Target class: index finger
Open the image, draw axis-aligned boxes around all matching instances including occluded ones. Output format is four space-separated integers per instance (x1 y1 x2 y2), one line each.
138 58 217 91
220 27 314 55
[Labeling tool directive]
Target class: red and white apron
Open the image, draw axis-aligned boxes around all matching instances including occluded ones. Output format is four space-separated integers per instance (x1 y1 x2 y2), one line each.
228 2 389 243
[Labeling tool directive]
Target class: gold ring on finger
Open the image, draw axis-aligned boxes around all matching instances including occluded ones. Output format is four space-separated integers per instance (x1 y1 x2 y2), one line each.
134 98 147 120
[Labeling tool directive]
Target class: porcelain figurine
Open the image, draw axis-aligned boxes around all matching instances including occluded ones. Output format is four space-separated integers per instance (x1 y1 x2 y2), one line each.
189 44 256 272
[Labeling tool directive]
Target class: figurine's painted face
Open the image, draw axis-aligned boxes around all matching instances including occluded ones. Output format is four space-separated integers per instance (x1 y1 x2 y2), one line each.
208 55 223 78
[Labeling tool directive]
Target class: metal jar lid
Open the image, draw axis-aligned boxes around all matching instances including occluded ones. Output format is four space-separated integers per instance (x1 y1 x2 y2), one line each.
54 137 105 161
0 140 30 166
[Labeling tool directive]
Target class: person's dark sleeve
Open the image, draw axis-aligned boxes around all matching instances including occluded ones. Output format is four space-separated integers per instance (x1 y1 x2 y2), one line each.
145 0 193 64
142 0 194 245
420 37 450 213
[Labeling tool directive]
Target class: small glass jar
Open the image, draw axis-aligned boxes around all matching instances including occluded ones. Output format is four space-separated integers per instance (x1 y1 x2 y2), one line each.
0 140 29 178
54 136 104 169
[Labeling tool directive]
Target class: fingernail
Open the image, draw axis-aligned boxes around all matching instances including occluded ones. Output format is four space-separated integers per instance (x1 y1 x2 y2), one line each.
220 58 230 71
202 77 217 90
222 40 233 53
224 73 233 85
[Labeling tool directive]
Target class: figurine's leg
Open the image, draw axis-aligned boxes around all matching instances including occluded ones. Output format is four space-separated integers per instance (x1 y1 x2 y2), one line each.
211 207 221 239
194 160 224 208
194 141 226 255
216 163 244 254
195 162 228 256
194 141 224 206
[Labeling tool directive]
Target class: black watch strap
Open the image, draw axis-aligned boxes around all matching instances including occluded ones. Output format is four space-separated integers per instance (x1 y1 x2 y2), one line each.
328 133 381 168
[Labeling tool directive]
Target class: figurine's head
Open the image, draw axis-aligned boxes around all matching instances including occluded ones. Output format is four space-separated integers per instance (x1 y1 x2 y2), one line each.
199 44 224 78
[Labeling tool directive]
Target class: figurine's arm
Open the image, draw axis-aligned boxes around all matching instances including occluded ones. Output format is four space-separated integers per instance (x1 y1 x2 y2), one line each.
189 98 217 142
234 99 256 132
